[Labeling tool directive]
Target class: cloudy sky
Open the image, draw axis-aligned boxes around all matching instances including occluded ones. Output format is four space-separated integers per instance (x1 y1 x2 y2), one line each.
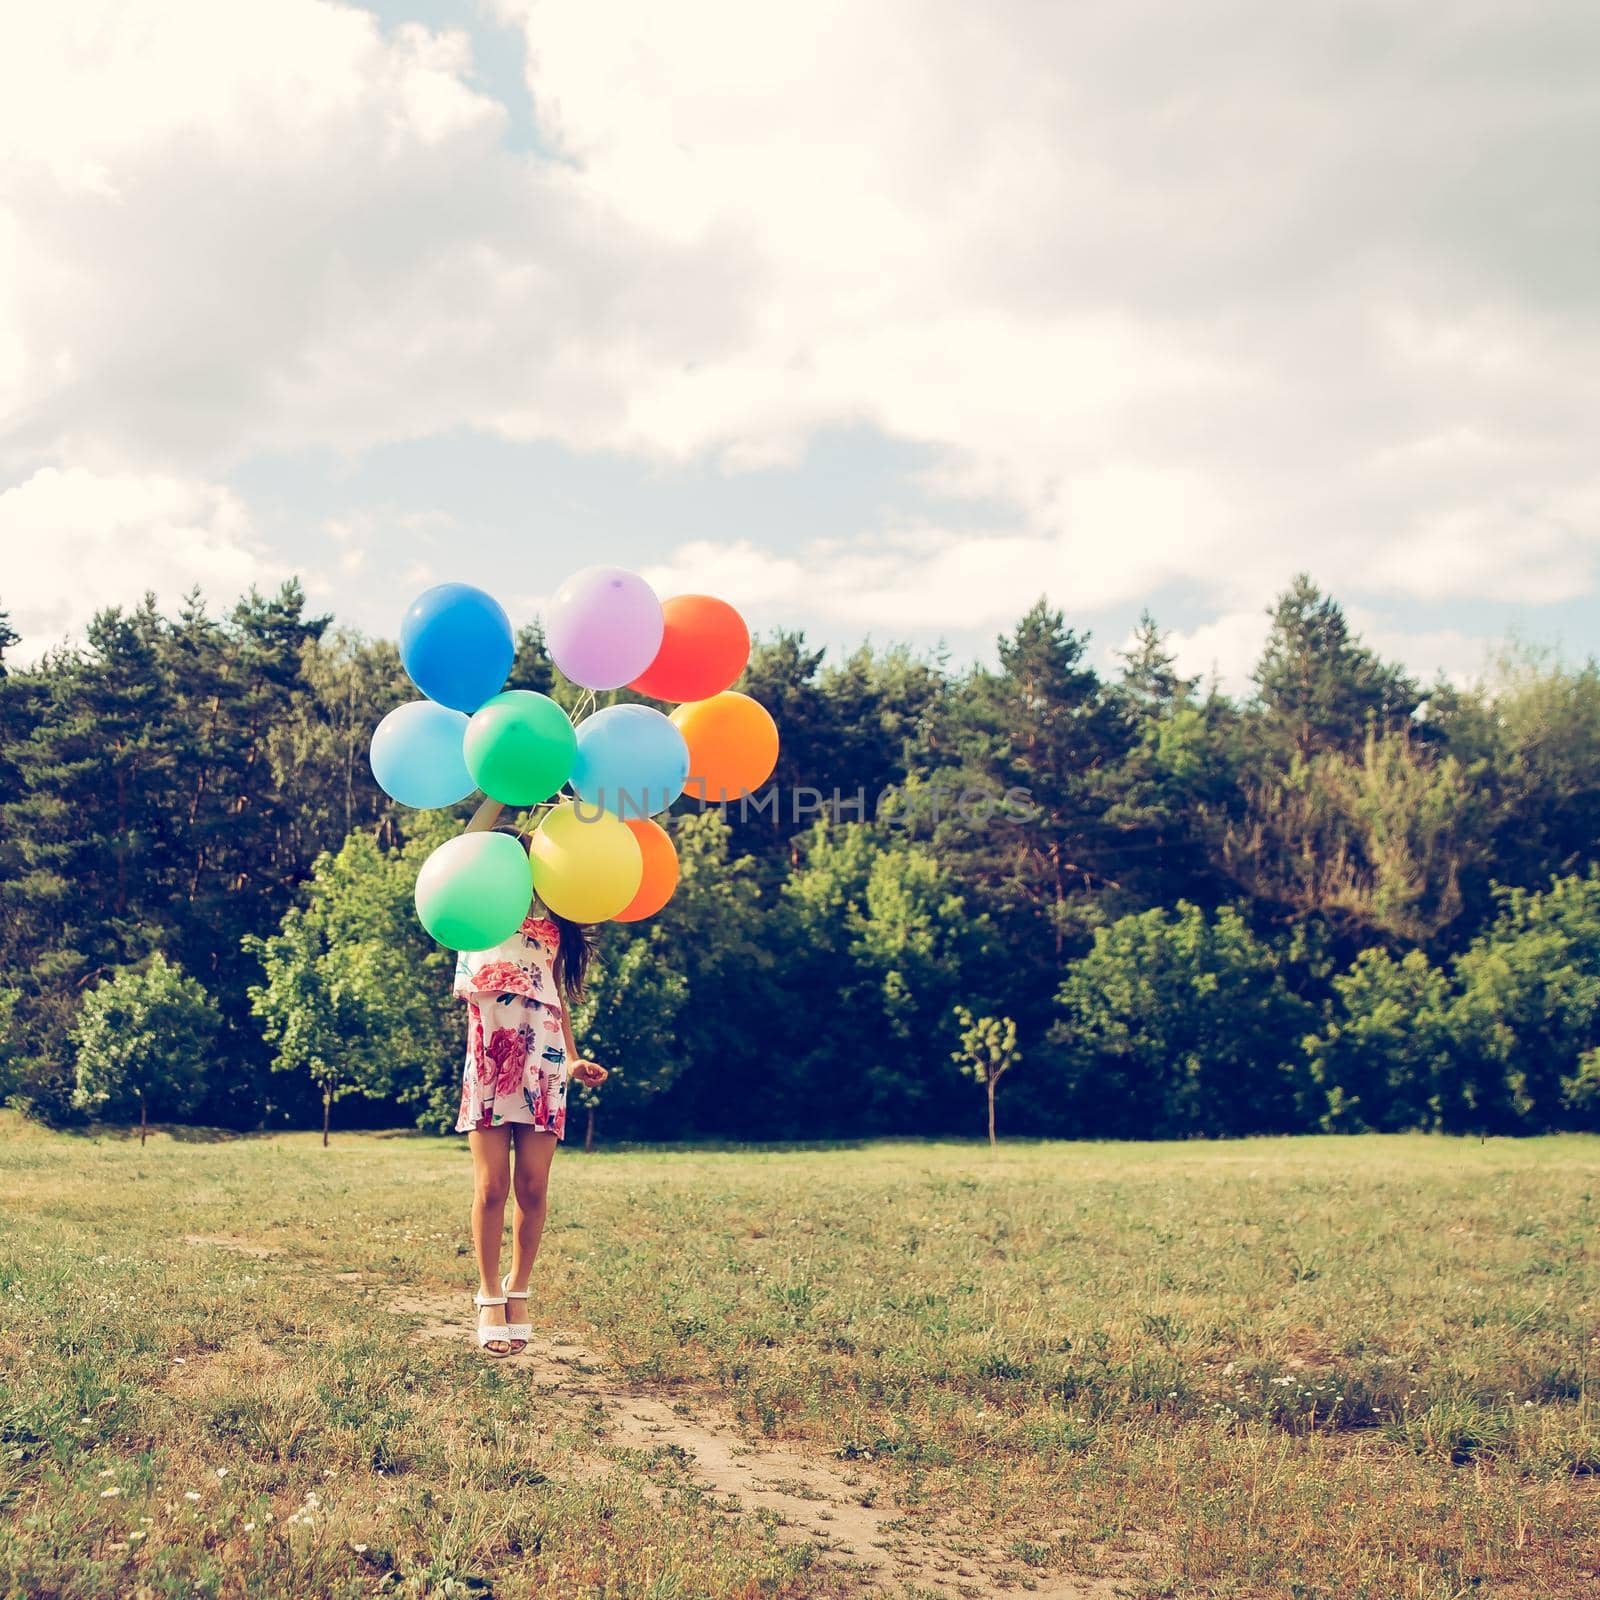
3 1 1598 689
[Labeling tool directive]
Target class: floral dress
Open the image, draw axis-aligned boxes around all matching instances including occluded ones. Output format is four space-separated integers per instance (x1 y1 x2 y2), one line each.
453 913 570 1138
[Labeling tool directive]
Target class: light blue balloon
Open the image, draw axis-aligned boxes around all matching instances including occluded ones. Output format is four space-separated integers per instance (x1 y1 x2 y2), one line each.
370 700 476 809
571 704 689 819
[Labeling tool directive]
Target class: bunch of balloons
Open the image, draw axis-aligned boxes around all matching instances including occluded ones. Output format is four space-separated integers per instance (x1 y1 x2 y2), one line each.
368 569 779 950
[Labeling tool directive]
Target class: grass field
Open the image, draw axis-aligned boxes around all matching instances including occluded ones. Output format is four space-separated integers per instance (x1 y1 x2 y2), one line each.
1 1119 1596 1599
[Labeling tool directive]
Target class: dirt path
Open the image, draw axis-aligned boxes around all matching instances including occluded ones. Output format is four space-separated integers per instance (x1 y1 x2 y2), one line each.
180 1236 1120 1598
393 1288 1120 1600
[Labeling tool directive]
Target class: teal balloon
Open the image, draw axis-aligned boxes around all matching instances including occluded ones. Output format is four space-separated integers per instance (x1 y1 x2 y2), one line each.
369 700 475 809
414 832 532 950
463 690 577 806
571 703 689 818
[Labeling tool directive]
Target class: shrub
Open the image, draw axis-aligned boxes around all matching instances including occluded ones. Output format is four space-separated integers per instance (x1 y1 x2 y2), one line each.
1047 902 1314 1137
1304 948 1452 1131
69 954 220 1142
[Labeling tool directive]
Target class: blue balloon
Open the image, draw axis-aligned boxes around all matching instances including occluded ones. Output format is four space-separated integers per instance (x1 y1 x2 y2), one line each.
370 700 476 809
571 704 689 819
400 584 514 713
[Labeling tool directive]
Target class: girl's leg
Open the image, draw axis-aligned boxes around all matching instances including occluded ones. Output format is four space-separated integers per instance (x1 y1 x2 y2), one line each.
468 1126 514 1352
506 1128 558 1296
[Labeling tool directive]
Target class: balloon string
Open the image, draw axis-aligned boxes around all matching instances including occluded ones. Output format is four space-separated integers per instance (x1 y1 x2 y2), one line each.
573 688 597 725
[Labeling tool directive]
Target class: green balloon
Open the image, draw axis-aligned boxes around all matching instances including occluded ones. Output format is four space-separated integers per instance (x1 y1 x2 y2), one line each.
463 690 577 806
414 831 532 949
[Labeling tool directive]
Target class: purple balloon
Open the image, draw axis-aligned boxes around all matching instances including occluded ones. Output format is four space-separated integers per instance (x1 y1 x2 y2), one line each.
545 567 664 690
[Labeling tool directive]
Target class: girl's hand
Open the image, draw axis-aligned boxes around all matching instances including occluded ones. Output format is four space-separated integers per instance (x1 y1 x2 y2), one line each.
569 1058 609 1087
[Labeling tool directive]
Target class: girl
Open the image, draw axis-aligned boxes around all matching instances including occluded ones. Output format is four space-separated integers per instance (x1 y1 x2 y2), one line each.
454 827 607 1357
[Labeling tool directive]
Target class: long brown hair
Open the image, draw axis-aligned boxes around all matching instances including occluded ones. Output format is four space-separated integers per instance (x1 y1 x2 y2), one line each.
493 824 595 1000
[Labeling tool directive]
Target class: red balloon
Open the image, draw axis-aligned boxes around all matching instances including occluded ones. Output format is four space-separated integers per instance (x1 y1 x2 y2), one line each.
629 594 750 703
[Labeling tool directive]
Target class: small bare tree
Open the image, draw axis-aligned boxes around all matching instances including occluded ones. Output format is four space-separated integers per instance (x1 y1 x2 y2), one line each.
952 1007 1020 1148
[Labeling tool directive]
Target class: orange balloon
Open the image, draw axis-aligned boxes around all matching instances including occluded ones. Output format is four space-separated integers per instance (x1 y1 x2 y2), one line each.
613 818 679 922
670 691 779 801
629 594 751 703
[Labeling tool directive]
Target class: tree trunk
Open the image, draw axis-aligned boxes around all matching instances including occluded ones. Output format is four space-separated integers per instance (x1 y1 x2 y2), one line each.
139 1089 147 1147
322 1088 332 1148
986 1079 997 1148
584 1106 596 1153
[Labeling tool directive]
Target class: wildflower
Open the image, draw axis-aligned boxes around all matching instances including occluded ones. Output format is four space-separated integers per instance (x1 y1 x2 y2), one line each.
184 1492 201 1502
172 1358 187 1366
243 1522 256 1533
99 1468 115 1478
129 1531 145 1542
101 1488 121 1498
215 1468 229 1479
353 1543 369 1553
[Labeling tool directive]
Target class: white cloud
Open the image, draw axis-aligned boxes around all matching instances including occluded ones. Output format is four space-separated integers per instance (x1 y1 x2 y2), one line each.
0 467 277 661
1164 610 1272 699
3 0 1599 655
0 3 750 471
502 0 1600 612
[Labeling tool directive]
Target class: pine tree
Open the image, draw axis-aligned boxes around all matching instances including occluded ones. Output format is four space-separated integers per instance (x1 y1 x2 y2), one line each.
0 601 180 1112
1118 610 1197 713
0 603 19 676
1253 575 1419 757
923 600 1133 953
506 621 556 693
1102 611 1238 911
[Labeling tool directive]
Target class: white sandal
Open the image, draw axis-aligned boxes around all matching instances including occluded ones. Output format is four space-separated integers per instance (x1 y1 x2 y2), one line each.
500 1274 531 1354
474 1291 512 1358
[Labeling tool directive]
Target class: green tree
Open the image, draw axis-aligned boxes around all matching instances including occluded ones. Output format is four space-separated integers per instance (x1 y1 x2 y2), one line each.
1216 728 1479 946
1427 646 1600 927
713 633 944 872
0 986 20 1106
1118 610 1198 714
1253 575 1419 758
0 603 177 1115
570 931 689 1149
1439 873 1600 1133
1048 902 1314 1137
0 603 19 674
246 826 453 1143
1108 614 1242 912
952 1007 1019 1146
778 823 986 1133
644 811 776 1133
69 954 219 1143
906 598 1133 1060
1304 948 1453 1131
506 621 556 694
265 627 410 852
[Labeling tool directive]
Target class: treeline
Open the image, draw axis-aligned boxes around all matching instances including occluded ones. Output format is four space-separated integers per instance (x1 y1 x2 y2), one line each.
1 576 1598 1143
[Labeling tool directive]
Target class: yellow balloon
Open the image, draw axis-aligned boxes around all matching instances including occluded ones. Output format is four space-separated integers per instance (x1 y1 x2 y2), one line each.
529 801 644 923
